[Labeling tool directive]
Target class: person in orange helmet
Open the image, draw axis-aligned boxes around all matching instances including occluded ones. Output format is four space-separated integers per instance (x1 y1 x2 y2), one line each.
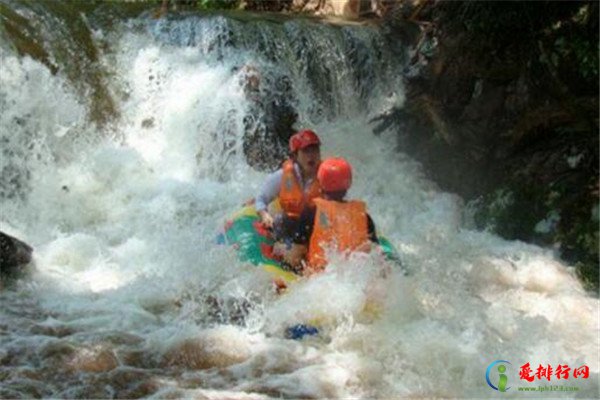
290 157 379 274
253 129 322 270
255 129 322 229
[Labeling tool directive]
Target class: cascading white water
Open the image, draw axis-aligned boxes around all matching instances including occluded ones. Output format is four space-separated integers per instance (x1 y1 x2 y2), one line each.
1 10 597 399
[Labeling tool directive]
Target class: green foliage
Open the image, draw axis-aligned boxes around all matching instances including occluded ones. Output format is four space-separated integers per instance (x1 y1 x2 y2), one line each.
552 35 599 79
442 1 576 42
442 1 597 50
473 186 547 241
196 0 240 10
473 179 599 292
444 1 598 86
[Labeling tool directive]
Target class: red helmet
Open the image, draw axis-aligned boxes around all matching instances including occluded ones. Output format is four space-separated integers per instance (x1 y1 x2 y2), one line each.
317 157 352 192
289 130 321 152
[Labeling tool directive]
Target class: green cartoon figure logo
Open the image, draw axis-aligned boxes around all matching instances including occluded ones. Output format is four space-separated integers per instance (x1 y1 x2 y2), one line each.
486 360 511 392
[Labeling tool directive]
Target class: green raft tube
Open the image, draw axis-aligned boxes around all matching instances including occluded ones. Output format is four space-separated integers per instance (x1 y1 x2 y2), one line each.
217 205 402 284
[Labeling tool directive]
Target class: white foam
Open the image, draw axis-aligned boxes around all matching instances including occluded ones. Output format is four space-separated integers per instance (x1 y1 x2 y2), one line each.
1 19 597 399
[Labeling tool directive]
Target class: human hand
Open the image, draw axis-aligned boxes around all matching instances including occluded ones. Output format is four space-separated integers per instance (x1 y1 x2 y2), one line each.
282 244 307 270
259 211 274 229
273 278 287 294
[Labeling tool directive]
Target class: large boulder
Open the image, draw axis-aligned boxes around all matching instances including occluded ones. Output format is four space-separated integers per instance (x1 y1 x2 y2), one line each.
0 231 33 285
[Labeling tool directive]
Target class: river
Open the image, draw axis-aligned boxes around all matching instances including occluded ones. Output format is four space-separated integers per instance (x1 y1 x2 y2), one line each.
0 4 597 398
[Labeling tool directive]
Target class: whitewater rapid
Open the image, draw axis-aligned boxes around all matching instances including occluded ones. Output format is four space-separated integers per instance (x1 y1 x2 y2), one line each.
1 11 598 399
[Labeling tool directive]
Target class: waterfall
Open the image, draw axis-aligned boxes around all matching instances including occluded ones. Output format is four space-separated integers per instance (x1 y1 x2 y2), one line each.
0 3 597 398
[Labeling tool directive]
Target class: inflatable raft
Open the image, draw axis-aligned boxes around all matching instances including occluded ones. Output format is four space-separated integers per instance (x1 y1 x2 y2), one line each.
217 205 402 284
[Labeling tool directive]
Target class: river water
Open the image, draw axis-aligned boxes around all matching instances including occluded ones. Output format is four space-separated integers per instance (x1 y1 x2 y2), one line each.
0 5 598 399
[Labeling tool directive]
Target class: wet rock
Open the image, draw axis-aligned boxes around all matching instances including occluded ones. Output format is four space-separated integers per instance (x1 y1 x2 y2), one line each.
1 346 25 367
15 367 43 381
154 389 186 399
30 323 75 338
241 75 298 172
162 329 252 370
376 2 599 288
0 388 25 399
0 231 33 284
1 377 52 399
286 0 370 18
67 346 119 373
108 368 158 398
327 0 361 18
115 378 159 399
38 340 77 362
100 331 145 346
119 349 154 369
59 383 114 399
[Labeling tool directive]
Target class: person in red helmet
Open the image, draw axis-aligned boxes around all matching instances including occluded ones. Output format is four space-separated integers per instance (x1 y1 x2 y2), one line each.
255 129 322 230
290 157 379 273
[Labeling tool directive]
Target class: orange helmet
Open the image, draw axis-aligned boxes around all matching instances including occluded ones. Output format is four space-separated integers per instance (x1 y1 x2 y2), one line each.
317 157 352 192
289 130 321 152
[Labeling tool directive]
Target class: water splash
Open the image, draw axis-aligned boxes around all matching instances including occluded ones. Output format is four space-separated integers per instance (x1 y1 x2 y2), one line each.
0 7 597 399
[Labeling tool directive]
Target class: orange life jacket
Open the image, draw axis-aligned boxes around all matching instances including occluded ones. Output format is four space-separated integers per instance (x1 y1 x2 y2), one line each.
279 160 321 218
307 198 369 271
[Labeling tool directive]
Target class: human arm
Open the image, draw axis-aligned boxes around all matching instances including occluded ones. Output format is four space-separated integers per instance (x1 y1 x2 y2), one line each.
255 169 283 227
367 214 379 244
